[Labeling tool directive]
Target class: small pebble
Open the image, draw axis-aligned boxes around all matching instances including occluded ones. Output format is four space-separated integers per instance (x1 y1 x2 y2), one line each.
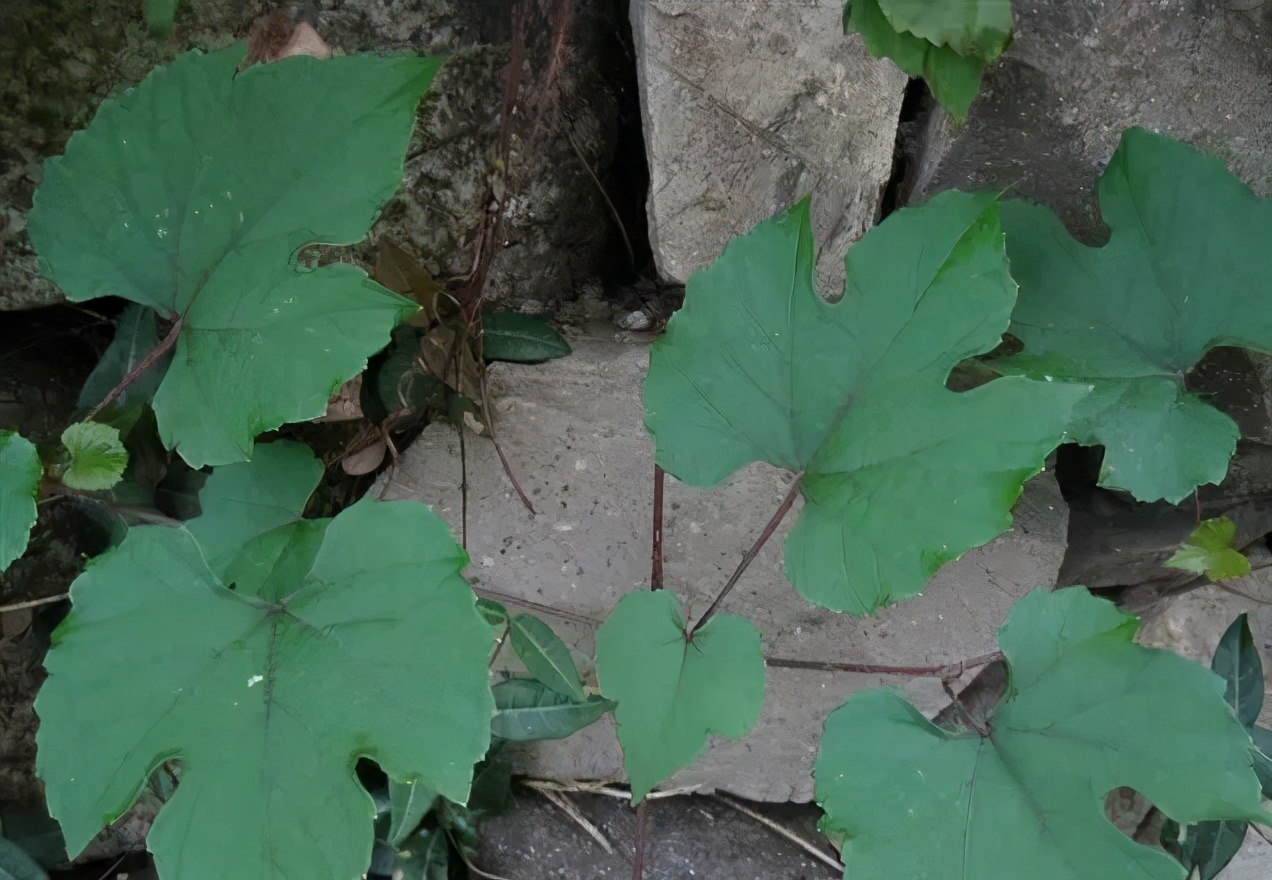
615 309 652 331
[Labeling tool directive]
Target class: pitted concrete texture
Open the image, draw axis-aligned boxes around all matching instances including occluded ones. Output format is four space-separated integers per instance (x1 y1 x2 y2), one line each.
378 330 1071 802
630 0 906 293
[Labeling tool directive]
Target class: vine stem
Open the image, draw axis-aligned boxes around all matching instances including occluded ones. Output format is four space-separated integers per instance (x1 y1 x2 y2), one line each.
687 472 803 639
84 316 182 421
631 798 648 880
0 594 69 614
766 650 1003 678
650 465 664 591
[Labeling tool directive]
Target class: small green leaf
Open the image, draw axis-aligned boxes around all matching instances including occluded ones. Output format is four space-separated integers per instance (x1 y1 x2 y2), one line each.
876 0 1012 59
1161 817 1248 880
1166 518 1251 582
476 598 508 627
77 304 169 412
595 591 764 801
815 587 1272 880
491 679 615 741
845 0 988 120
1252 728 1272 797
0 838 48 880
58 423 128 491
509 614 585 701
0 432 41 573
481 313 571 364
393 829 449 880
387 780 437 848
1211 614 1264 728
143 0 176 37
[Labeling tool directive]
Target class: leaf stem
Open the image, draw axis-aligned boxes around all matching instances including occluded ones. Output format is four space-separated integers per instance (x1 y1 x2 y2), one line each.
84 316 182 421
650 465 664 591
687 472 803 639
765 651 1003 678
631 798 648 880
0 593 69 614
479 370 537 516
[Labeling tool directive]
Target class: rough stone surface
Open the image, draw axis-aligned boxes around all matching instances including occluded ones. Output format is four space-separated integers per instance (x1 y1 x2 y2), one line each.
911 0 1272 234
379 329 1071 802
630 0 906 291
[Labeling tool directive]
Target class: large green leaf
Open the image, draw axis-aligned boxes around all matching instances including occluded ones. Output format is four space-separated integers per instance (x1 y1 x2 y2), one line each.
644 191 1086 614
595 591 764 801
1166 518 1251 583
27 45 439 467
1000 128 1272 503
844 0 989 120
877 0 1012 58
490 678 615 741
0 433 42 573
815 587 1271 880
35 443 495 880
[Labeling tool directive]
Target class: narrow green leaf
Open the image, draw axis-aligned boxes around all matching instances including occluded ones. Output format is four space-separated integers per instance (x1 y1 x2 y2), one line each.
1166 518 1251 582
491 679 615 741
0 838 48 880
1161 817 1248 880
1252 728 1272 798
595 591 765 801
509 614 585 701
387 780 437 848
476 598 508 627
58 423 127 491
77 304 168 412
1211 614 1264 729
394 828 449 880
0 433 41 573
481 313 571 364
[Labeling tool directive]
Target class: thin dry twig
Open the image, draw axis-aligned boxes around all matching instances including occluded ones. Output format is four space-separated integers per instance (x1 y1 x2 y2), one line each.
520 779 698 801
534 786 617 855
650 464 664 591
448 833 515 880
631 799 648 880
0 594 69 615
766 650 1003 678
473 588 597 626
711 794 844 875
479 369 537 516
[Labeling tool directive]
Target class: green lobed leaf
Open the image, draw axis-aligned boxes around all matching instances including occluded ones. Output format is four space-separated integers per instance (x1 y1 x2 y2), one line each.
644 190 1086 614
387 780 438 848
999 128 1272 503
845 0 988 120
27 45 440 467
77 304 169 412
491 678 615 741
595 590 764 801
58 422 128 491
1166 518 1252 583
35 443 495 880
0 433 41 573
1212 614 1265 728
1161 817 1248 880
509 614 585 701
876 0 1012 59
815 587 1271 880
481 313 571 364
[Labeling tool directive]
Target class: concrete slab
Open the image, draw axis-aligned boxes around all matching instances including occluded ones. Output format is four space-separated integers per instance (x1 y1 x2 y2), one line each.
378 329 1070 801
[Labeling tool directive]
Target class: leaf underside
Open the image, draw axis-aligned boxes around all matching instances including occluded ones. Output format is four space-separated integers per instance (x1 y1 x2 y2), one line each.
28 45 439 467
815 587 1271 880
595 590 764 801
1000 128 1272 503
35 442 494 880
0 432 42 573
1166 518 1251 583
59 422 128 491
644 190 1085 614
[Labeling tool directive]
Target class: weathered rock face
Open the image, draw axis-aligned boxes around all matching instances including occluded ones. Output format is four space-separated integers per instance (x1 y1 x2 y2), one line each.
911 0 1272 235
630 0 906 292
378 329 1072 801
0 0 629 311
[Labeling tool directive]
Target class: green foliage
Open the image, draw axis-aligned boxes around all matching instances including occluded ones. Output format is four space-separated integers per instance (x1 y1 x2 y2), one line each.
57 422 127 491
644 190 1085 614
843 0 1011 119
35 442 495 880
388 780 438 848
481 313 572 364
815 588 1271 880
0 839 47 880
595 590 764 801
1160 819 1248 880
1167 518 1252 582
27 44 440 467
77 305 168 411
491 678 615 741
999 128 1272 503
144 0 177 37
0 432 41 573
509 613 586 701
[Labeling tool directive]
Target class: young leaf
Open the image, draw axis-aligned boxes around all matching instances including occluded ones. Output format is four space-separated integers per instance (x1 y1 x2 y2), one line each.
27 45 441 467
815 587 1272 880
481 313 572 364
77 304 169 411
1166 518 1251 583
0 433 41 573
876 0 1012 59
491 678 615 741
644 190 1086 614
35 445 495 880
1212 614 1265 729
844 0 988 120
387 780 437 848
595 591 764 801
509 614 585 701
999 128 1272 503
58 423 127 491
1161 817 1248 880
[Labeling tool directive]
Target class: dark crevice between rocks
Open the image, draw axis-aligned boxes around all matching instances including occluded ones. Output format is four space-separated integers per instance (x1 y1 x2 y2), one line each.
877 77 935 220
